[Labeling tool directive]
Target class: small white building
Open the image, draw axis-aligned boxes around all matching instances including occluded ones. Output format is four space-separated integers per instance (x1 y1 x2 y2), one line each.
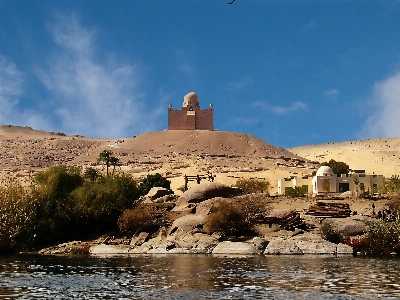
278 166 384 196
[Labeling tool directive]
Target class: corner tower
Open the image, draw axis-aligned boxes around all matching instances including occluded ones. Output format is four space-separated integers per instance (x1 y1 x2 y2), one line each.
168 92 214 130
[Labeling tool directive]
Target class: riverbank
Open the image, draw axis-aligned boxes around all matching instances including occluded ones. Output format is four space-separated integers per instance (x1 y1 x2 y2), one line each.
38 185 387 256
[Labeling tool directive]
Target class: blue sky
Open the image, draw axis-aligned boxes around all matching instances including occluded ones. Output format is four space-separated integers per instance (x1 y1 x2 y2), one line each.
1 0 400 148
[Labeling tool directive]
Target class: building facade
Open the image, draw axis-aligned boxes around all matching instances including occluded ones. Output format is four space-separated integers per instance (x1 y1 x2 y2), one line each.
168 92 214 130
278 166 384 196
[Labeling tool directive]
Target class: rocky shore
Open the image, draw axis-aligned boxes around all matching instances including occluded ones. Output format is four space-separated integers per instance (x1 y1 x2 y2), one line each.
38 182 372 257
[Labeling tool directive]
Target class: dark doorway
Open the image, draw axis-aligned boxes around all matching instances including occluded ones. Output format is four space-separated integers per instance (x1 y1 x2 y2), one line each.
339 183 350 193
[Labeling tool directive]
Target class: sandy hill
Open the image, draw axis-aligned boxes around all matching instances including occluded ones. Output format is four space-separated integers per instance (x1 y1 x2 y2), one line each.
0 126 319 193
1 125 398 194
289 137 400 178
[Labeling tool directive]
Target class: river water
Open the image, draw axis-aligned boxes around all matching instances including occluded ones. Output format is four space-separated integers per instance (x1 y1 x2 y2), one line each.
1 254 400 299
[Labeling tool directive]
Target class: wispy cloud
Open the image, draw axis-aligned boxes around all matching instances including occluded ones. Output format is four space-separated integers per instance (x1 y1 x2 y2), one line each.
251 100 307 115
359 71 400 138
0 55 47 128
324 88 339 97
36 13 155 138
232 117 259 126
227 76 253 91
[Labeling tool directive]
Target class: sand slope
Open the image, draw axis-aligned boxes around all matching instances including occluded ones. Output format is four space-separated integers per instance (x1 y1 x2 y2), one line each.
289 137 400 178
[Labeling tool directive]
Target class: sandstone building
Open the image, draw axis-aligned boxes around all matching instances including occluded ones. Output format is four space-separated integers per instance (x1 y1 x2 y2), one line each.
168 92 214 130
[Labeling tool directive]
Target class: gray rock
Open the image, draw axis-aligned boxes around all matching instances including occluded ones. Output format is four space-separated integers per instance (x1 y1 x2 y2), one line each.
337 243 354 254
264 233 354 255
212 241 261 255
264 238 303 255
130 232 149 246
167 214 205 237
177 182 241 204
145 187 174 200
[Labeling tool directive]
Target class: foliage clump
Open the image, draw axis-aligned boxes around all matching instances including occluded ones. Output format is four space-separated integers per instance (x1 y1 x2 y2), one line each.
320 220 344 244
0 178 36 254
382 175 400 193
118 206 154 235
0 165 141 253
138 173 171 196
235 178 270 194
285 186 306 197
206 195 270 237
321 159 350 175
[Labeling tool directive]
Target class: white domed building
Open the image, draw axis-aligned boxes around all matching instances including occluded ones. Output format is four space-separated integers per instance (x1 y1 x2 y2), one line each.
278 166 384 196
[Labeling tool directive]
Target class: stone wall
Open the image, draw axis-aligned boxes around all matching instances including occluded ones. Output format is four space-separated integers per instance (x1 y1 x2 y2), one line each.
168 108 214 130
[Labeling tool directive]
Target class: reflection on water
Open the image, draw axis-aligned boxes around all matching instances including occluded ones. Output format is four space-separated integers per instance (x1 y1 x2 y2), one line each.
1 254 400 299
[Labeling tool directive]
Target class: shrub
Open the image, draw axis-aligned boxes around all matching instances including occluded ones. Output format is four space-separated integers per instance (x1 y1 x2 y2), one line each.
382 175 400 193
118 206 154 235
285 186 305 197
206 195 271 237
0 178 36 253
138 173 171 196
71 173 140 235
235 178 270 194
364 216 400 255
320 220 343 244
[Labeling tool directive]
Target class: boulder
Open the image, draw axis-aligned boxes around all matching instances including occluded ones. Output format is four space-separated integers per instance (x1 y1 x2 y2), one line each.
130 232 149 246
153 194 179 203
145 187 174 200
212 241 261 255
337 243 354 254
264 238 303 255
177 182 241 205
291 233 337 254
329 219 368 236
195 198 222 216
167 214 205 237
264 233 354 255
175 233 219 254
90 244 130 255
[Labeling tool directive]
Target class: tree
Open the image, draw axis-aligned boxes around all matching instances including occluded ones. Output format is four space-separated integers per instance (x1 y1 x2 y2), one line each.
110 156 120 176
84 167 99 183
138 173 171 196
97 150 113 175
321 159 350 175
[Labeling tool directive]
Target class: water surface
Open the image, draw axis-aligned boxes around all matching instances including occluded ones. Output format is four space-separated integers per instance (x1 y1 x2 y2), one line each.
1 254 399 299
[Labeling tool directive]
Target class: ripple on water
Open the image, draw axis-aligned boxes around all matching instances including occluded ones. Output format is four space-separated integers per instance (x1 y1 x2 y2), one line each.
1 255 400 299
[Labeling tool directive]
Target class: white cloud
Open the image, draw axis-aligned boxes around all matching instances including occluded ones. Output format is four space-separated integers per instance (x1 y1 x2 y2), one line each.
232 117 259 126
324 88 339 97
0 55 48 128
360 71 400 138
37 13 155 138
227 76 253 91
251 100 307 115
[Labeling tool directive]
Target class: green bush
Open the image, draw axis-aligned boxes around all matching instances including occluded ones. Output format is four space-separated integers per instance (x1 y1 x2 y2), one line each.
285 186 306 197
320 220 343 244
235 178 270 194
138 173 171 196
31 166 84 246
206 195 270 237
71 173 140 235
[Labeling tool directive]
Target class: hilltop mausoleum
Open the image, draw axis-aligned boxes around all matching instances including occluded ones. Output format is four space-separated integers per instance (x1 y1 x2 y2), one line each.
168 92 214 130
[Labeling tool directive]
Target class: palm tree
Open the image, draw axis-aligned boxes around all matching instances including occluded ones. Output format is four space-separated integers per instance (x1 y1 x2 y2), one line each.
84 167 99 183
110 156 120 176
97 150 113 175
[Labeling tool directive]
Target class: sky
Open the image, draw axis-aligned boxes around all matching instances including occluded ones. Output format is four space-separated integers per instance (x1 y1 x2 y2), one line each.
1 0 400 148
